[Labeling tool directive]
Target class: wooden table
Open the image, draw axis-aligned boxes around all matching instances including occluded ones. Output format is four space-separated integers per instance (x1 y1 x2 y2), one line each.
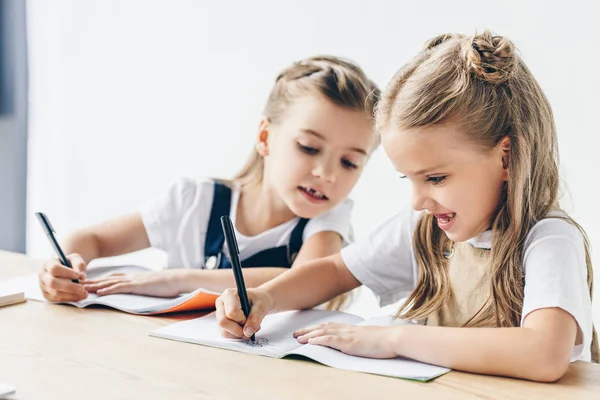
1 250 599 399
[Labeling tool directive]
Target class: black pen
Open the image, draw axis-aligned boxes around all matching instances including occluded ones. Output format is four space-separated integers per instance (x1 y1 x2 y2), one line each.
35 212 79 284
220 215 255 342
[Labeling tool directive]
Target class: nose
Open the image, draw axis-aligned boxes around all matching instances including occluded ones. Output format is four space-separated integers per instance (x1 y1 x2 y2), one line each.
312 158 336 183
411 185 434 212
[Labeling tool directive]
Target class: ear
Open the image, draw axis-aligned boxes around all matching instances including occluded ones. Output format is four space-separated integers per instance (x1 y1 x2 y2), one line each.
256 116 271 157
498 135 511 181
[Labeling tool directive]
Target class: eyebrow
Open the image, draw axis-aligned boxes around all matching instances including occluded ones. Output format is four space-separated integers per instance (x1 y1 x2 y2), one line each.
399 164 449 176
301 129 368 155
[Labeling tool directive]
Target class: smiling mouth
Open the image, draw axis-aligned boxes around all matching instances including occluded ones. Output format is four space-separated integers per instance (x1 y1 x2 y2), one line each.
298 186 328 200
434 213 455 224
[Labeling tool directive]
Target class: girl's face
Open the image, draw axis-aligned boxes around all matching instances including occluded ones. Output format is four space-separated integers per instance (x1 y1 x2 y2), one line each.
382 123 509 242
262 94 375 219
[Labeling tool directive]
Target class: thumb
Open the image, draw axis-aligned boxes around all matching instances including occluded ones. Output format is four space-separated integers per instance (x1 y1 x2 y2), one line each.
243 300 269 338
67 253 88 278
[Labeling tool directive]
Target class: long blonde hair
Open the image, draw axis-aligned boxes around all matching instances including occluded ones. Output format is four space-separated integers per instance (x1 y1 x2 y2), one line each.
234 56 380 311
376 31 598 361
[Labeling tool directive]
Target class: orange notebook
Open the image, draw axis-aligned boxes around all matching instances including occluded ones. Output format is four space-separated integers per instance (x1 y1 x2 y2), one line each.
55 285 220 315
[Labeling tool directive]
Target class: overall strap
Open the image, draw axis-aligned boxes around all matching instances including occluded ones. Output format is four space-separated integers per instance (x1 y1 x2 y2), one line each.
222 217 310 269
287 217 309 264
203 181 232 269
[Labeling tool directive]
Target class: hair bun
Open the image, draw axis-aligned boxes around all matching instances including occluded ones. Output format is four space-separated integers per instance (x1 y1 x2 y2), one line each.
423 33 460 50
464 31 516 84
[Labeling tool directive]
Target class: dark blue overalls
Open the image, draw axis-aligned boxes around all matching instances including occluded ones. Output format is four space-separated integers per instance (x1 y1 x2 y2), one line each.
203 182 309 269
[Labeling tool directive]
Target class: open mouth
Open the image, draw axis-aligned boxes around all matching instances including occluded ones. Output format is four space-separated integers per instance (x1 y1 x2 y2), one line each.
298 186 328 201
434 213 455 225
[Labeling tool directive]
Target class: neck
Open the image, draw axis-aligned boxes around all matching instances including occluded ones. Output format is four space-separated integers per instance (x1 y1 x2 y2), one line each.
235 180 297 236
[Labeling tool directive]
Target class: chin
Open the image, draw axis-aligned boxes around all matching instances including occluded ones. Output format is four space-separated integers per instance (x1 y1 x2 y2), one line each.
291 205 324 219
442 230 469 243
287 200 328 219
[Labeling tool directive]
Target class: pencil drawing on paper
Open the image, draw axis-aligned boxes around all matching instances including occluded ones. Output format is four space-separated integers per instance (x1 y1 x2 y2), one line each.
242 337 269 347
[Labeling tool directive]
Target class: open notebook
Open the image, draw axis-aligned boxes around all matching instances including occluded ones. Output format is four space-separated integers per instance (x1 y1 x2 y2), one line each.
0 265 219 315
150 309 450 382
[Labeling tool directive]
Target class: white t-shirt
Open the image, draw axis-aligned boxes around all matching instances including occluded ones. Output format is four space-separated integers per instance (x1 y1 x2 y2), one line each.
140 178 354 270
341 206 594 362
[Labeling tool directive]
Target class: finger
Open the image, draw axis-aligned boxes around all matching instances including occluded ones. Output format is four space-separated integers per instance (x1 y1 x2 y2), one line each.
308 335 340 350
88 272 125 279
221 290 246 324
41 286 88 302
46 262 83 280
293 322 340 338
243 302 269 339
216 299 244 339
67 254 87 277
42 272 86 294
96 282 132 295
83 278 126 292
81 274 123 284
296 328 329 344
293 324 322 338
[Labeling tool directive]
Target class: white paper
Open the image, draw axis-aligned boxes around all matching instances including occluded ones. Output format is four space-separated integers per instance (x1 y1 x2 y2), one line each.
0 382 16 397
287 343 449 381
149 309 364 357
150 310 450 381
287 316 449 381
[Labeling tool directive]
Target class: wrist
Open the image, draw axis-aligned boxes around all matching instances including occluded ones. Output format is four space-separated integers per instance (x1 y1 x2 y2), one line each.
260 288 276 314
391 325 410 358
169 269 199 293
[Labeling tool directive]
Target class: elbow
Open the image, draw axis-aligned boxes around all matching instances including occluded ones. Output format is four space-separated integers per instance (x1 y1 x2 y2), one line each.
529 364 569 383
526 350 571 383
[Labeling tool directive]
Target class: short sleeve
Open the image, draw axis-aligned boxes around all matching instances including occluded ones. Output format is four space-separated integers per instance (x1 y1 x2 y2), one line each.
139 178 213 255
341 207 421 307
302 198 355 246
521 217 593 362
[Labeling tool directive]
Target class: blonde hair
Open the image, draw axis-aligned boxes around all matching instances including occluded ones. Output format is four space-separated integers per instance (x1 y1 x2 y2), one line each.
376 31 598 362
233 55 380 186
232 56 379 311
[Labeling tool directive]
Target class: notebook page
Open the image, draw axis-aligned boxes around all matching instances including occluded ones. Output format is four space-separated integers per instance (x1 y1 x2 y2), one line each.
0 265 153 301
286 316 450 381
150 309 364 358
0 265 221 313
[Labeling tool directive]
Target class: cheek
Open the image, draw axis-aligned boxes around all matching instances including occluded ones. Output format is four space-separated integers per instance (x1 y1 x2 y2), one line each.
437 187 464 211
337 171 360 193
440 178 489 214
273 145 303 169
279 154 313 181
471 172 505 216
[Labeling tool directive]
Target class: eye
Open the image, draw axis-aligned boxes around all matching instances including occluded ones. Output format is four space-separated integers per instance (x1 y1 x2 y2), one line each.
427 176 447 185
341 159 358 170
297 143 319 155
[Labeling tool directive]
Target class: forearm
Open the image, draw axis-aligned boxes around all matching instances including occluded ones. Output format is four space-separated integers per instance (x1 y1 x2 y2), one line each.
62 230 102 264
61 214 150 263
262 255 360 313
394 324 571 382
175 267 289 293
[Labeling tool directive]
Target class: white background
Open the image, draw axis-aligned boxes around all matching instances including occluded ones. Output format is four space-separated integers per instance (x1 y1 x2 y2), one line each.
25 0 600 321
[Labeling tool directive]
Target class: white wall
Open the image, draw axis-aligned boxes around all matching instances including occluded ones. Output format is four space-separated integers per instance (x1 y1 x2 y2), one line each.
26 0 600 321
